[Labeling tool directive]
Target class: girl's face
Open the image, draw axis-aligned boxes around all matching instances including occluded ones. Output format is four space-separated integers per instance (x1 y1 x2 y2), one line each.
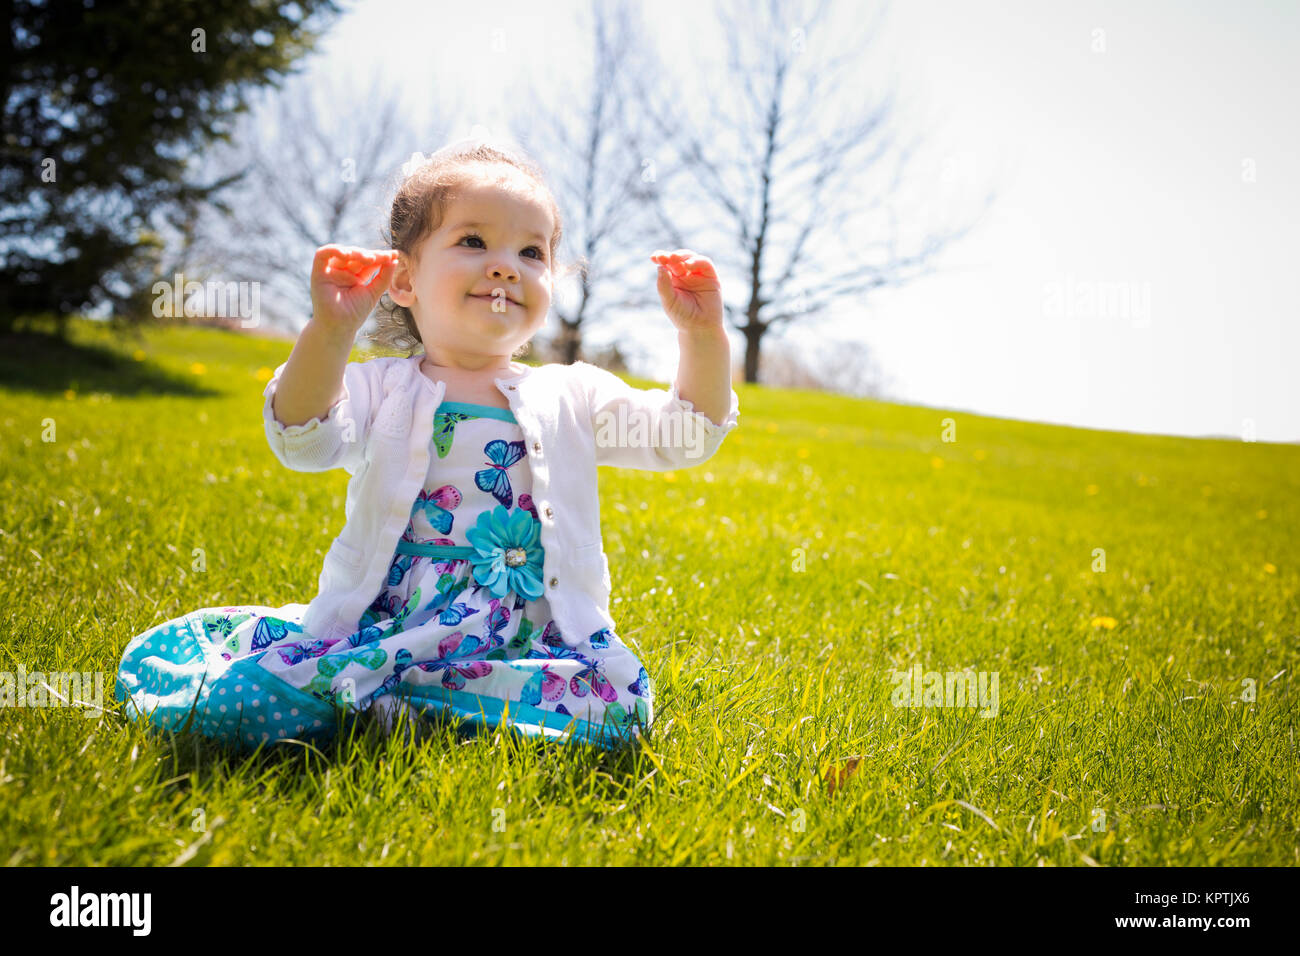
391 176 554 365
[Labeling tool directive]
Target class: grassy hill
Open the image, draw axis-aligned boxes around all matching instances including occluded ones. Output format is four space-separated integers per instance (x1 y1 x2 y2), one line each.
1 317 1295 865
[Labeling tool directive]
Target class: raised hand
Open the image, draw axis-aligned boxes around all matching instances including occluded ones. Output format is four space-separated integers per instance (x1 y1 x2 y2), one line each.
650 249 725 336
310 245 402 340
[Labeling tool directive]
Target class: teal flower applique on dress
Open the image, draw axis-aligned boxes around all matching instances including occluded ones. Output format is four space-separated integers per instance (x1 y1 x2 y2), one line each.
464 504 545 600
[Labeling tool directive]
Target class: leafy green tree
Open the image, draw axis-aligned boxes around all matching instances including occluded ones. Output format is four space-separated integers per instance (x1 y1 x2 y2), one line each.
0 0 342 337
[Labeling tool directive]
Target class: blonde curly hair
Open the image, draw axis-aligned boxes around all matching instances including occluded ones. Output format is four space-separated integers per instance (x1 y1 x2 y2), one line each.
368 139 575 357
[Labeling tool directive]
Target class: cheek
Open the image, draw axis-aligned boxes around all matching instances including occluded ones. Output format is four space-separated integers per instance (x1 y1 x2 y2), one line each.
427 271 457 295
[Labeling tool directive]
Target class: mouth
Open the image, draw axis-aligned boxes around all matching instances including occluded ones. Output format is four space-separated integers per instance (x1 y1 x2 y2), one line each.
470 293 521 307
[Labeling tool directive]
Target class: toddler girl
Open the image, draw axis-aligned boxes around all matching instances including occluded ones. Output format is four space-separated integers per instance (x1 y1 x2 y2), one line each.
115 138 740 752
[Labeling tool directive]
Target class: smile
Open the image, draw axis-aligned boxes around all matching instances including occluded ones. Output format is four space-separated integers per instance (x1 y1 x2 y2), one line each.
471 294 521 307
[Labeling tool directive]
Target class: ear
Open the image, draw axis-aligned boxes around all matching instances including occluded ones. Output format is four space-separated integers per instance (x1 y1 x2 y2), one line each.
388 253 415 308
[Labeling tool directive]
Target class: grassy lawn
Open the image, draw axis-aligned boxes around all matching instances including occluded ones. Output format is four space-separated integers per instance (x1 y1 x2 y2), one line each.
1 316 1296 865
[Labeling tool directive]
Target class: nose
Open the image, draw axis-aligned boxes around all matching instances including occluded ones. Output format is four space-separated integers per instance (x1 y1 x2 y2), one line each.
488 261 519 283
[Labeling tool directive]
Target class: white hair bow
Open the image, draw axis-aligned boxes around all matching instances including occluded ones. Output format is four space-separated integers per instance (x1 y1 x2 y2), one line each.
401 151 430 178
401 132 503 179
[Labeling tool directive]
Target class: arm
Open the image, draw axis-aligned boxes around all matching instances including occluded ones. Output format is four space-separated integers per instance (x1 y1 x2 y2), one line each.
272 319 354 427
262 244 398 472
586 247 739 469
263 321 374 474
585 248 738 468
582 348 740 471
672 327 732 426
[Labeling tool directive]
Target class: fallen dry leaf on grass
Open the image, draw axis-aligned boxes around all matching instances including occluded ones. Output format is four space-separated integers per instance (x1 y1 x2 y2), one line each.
824 756 863 796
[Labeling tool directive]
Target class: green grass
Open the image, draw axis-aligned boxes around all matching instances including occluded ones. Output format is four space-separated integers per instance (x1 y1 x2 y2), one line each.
1 316 1296 866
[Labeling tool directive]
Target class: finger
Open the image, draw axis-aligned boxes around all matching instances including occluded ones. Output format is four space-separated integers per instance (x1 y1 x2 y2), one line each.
338 250 381 276
682 255 712 276
363 258 396 285
322 246 360 266
322 256 364 282
654 253 681 274
323 251 371 282
658 251 688 272
314 245 349 277
327 256 363 278
658 271 674 295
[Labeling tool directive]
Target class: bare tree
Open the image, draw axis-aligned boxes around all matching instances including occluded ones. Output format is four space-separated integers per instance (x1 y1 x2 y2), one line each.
508 0 694 365
176 66 449 334
621 0 1001 384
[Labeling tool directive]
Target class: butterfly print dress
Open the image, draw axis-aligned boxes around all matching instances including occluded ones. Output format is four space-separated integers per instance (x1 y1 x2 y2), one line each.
114 400 653 752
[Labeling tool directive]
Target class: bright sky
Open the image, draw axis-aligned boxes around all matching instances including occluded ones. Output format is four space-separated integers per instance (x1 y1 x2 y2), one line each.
309 0 1299 441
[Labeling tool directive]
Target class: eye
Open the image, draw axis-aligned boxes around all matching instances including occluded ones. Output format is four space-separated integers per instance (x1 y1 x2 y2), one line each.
460 233 545 261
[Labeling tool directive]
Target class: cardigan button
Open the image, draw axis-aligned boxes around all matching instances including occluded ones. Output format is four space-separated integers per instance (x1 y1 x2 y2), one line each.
532 441 541 453
544 506 554 518
508 385 517 390
549 576 558 588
